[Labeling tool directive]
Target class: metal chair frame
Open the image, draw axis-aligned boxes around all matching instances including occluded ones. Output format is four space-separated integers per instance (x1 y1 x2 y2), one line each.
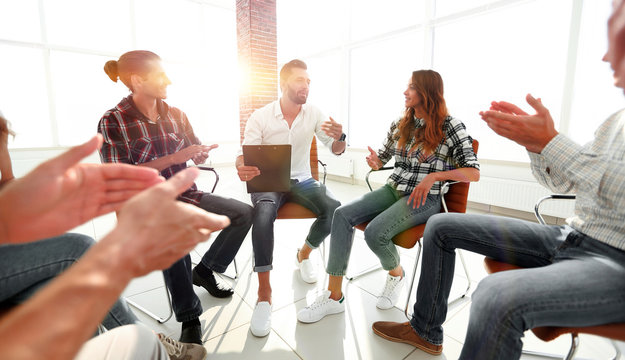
484 194 624 360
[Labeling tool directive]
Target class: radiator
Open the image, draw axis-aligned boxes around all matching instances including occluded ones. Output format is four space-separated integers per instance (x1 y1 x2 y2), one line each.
468 177 576 218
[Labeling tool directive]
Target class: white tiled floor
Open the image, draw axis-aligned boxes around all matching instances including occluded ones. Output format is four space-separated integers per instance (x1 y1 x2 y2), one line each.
95 166 623 360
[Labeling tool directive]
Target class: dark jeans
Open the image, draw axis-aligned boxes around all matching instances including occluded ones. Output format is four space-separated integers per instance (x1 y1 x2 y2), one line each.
410 213 625 360
163 193 253 322
0 233 138 329
250 178 340 272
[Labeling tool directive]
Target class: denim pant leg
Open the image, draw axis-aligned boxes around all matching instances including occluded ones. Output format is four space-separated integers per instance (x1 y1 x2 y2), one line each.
197 193 253 273
326 185 400 276
0 233 138 327
364 193 441 271
250 191 288 272
411 213 566 345
289 178 341 249
462 230 625 360
162 254 202 322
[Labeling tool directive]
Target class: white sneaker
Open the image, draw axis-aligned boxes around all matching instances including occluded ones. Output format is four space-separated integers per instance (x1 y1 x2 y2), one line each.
295 250 317 284
297 290 345 323
250 301 272 337
376 271 405 310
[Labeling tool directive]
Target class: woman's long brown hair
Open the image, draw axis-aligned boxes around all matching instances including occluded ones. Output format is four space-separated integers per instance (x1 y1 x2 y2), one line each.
395 70 448 155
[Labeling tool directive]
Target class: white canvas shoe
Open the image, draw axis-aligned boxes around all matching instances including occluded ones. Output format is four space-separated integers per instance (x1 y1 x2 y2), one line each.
297 290 345 323
250 301 272 337
376 271 405 310
295 250 317 284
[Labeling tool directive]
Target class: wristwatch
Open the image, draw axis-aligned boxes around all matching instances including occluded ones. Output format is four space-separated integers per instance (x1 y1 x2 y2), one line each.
338 133 346 142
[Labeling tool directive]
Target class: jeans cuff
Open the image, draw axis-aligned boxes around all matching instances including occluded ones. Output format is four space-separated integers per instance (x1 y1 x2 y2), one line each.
254 264 273 272
409 318 443 346
305 238 321 249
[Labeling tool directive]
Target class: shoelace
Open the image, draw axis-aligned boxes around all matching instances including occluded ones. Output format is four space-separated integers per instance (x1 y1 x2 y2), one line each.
158 334 183 357
381 276 400 298
308 293 333 310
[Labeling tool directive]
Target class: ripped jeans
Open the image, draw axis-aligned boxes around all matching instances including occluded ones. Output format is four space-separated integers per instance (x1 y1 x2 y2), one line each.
250 178 340 272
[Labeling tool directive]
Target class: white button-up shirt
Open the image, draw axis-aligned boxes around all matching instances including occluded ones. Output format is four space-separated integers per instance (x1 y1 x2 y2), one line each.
241 100 335 182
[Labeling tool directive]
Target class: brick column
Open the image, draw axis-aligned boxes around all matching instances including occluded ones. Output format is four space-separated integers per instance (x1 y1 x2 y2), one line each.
236 0 277 143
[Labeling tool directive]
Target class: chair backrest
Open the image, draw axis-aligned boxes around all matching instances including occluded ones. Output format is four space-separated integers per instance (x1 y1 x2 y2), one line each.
310 137 319 181
442 139 479 213
276 137 320 219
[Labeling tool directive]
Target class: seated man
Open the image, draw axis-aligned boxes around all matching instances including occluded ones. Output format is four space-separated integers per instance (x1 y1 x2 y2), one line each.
0 133 228 359
235 59 346 337
372 2 625 359
98 50 253 344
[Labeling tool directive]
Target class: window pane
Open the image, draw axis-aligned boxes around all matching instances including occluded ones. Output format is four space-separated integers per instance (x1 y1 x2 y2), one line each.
349 32 423 149
0 45 51 148
165 61 239 146
50 51 129 146
433 0 571 162
0 0 41 43
44 0 132 53
568 1 625 145
277 0 349 58
435 0 498 18
134 0 204 62
350 0 424 42
305 52 344 127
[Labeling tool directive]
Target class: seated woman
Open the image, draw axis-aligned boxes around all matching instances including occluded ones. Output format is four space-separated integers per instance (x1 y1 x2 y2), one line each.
297 70 480 323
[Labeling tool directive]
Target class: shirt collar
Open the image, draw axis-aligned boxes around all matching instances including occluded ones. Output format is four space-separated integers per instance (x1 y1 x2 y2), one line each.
119 95 169 123
272 99 307 120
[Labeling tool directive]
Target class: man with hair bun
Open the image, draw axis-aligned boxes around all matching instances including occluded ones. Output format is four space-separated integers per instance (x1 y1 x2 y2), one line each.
99 50 253 345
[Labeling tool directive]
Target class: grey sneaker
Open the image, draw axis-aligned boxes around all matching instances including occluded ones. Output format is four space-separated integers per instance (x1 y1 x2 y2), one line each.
157 333 207 360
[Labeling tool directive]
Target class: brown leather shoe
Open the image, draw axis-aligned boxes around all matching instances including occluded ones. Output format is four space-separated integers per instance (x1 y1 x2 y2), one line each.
372 321 442 355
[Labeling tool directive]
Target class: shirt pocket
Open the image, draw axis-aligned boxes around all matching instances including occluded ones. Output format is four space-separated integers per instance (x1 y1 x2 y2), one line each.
129 137 156 164
166 133 186 154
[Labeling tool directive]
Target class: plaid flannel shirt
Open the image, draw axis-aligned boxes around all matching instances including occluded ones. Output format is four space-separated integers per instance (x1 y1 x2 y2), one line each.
529 109 625 250
97 96 204 205
376 116 479 194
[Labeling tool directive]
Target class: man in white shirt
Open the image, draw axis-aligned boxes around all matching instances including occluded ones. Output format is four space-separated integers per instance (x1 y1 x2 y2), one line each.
235 59 346 337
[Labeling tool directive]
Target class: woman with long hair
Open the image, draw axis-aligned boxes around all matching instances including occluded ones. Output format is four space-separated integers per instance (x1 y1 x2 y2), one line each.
298 70 480 323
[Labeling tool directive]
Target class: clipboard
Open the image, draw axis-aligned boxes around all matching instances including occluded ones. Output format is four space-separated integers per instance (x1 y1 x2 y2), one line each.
242 144 291 193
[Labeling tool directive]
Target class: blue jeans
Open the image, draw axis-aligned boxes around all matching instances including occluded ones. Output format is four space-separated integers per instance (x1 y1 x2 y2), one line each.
163 193 252 322
326 184 441 276
410 213 625 360
0 233 138 329
250 178 340 272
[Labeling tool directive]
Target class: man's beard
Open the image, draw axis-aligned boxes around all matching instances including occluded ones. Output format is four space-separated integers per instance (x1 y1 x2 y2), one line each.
287 86 307 105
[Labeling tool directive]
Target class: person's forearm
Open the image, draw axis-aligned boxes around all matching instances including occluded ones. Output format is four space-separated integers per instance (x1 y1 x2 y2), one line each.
0 230 134 360
432 167 480 183
139 153 181 172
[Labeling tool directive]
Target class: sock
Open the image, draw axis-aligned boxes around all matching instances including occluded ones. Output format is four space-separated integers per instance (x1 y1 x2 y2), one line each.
194 262 214 279
182 318 200 330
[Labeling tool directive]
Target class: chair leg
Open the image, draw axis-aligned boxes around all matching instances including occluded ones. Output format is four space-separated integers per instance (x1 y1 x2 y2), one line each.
404 241 422 320
126 273 174 324
220 258 239 280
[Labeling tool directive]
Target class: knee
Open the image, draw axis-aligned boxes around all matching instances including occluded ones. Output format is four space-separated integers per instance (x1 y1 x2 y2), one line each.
423 213 459 247
232 203 254 227
253 199 278 222
471 274 522 323
363 224 387 248
64 233 95 259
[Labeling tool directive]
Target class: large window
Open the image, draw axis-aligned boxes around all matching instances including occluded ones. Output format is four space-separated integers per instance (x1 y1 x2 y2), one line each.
0 0 239 150
277 0 625 162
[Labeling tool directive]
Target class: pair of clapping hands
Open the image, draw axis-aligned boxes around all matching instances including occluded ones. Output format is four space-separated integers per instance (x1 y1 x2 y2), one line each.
0 135 229 277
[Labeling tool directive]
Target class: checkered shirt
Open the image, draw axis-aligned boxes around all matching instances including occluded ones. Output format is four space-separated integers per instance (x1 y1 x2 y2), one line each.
529 108 625 250
97 96 203 205
376 116 479 194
